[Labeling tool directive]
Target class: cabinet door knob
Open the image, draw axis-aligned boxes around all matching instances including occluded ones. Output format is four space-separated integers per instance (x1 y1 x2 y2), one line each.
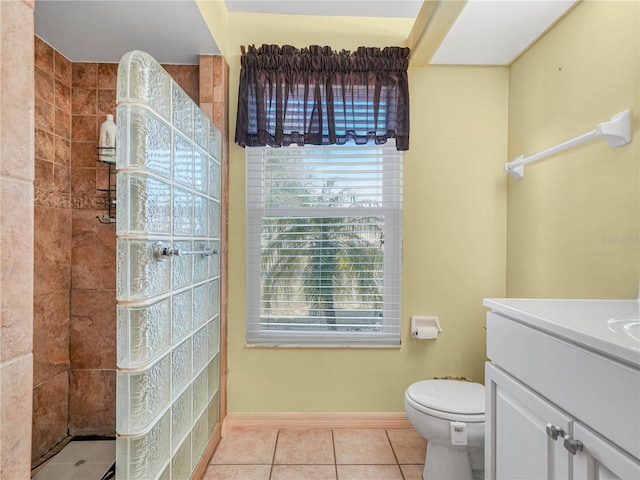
545 423 565 440
563 435 584 455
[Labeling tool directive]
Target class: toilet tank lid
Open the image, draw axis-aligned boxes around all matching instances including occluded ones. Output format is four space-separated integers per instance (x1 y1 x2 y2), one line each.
406 380 485 415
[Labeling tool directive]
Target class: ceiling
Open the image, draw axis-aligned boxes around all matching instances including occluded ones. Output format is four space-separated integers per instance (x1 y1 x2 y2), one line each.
34 0 578 65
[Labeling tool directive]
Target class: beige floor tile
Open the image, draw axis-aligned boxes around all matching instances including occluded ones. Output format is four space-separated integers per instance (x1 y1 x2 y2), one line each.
333 429 396 465
202 464 272 480
271 464 337 480
210 428 278 464
274 429 335 465
336 464 404 480
386 428 427 464
400 464 425 480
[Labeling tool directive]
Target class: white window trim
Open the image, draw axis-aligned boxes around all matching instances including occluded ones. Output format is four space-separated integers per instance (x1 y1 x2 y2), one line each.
246 141 402 347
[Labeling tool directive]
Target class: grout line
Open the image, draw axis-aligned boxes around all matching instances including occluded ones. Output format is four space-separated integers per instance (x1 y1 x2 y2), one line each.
384 429 407 480
268 429 280 480
332 429 338 478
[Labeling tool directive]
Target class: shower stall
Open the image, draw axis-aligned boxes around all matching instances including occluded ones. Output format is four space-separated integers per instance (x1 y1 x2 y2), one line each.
114 51 222 479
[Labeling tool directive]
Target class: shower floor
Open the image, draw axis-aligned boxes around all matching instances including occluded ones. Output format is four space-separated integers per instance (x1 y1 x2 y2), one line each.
32 439 115 480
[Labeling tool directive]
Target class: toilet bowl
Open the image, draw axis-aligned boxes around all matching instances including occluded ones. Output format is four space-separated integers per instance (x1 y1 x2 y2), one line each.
404 379 485 480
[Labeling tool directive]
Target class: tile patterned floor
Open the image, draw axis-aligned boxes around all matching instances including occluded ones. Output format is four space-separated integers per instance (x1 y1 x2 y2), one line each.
203 428 427 480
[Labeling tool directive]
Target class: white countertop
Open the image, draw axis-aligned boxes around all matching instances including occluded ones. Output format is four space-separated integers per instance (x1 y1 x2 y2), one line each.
483 298 640 368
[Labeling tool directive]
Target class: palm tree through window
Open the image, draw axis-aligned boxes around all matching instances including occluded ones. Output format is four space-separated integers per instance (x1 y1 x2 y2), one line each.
246 142 402 346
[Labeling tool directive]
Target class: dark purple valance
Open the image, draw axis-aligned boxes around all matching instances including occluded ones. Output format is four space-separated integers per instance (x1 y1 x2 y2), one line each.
235 44 410 151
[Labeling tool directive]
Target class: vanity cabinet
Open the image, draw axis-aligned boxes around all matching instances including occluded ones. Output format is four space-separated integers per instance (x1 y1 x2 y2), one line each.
483 301 640 480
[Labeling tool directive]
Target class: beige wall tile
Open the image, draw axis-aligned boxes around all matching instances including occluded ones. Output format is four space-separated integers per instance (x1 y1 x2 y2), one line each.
0 177 34 361
0 0 34 181
1 355 33 479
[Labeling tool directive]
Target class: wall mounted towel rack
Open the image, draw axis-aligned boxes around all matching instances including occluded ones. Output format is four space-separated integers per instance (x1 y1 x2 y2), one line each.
504 109 632 180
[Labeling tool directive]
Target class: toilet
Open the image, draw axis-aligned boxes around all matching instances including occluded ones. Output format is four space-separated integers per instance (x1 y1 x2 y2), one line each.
404 379 485 480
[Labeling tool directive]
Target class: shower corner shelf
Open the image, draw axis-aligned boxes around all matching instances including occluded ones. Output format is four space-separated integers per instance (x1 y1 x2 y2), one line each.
97 147 116 224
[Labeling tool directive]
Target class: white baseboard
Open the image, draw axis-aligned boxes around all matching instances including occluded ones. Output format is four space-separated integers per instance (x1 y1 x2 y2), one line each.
223 412 411 432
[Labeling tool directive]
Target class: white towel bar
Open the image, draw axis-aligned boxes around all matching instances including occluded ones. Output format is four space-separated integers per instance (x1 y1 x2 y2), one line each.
505 109 632 180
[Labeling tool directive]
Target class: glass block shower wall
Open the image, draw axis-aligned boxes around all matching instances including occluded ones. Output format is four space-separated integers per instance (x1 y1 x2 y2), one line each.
115 51 221 480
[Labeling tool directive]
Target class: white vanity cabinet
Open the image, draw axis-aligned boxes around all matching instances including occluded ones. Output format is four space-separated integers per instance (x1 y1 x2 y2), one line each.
483 299 640 480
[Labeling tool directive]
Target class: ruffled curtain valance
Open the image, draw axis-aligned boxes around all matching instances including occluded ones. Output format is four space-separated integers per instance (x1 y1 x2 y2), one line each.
235 44 410 151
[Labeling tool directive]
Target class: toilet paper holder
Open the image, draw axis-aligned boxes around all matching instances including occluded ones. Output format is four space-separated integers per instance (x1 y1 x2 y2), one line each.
410 316 442 339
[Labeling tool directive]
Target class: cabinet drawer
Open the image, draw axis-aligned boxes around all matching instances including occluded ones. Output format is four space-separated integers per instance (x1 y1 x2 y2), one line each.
487 311 640 460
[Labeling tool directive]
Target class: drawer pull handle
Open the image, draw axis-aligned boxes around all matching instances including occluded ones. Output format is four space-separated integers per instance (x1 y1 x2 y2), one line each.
563 435 584 455
545 424 564 440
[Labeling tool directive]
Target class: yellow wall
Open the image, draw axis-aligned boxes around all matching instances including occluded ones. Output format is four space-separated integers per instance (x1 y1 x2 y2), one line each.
507 0 640 298
223 13 508 412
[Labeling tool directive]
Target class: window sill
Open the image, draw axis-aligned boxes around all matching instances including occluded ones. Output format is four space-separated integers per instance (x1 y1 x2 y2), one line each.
245 343 401 349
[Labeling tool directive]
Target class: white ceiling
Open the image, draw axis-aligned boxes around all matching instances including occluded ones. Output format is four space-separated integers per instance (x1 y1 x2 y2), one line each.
34 0 578 66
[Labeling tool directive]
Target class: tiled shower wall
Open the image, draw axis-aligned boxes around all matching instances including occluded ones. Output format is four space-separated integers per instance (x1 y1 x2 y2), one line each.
1 2 35 479
32 36 204 464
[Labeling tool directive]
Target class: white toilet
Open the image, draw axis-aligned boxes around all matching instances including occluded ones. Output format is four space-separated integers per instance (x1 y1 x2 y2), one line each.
404 379 485 480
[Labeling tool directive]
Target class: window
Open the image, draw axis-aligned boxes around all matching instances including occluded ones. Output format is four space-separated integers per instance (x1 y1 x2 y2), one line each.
246 141 402 346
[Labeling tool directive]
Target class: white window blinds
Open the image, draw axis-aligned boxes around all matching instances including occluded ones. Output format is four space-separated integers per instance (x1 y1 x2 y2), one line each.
246 142 402 346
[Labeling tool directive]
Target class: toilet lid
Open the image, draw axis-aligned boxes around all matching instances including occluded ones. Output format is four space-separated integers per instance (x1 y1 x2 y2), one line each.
406 380 485 415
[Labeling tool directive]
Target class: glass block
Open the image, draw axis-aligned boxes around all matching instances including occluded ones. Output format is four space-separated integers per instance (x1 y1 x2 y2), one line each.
208 318 220 361
172 337 192 399
194 194 208 238
119 173 171 235
117 355 171 434
117 239 171 301
208 354 220 399
172 386 192 450
172 82 193 140
208 392 220 437
209 159 221 201
173 132 194 189
192 409 208 470
173 188 194 236
193 242 209 284
193 108 209 151
117 299 171 368
117 51 171 120
117 106 171 178
192 283 210 329
211 279 220 323
116 409 170 480
157 465 171 480
171 289 192 344
192 324 209 375
209 124 222 161
171 433 192 480
193 147 208 194
192 368 208 419
171 240 193 290
209 240 220 279
209 199 220 238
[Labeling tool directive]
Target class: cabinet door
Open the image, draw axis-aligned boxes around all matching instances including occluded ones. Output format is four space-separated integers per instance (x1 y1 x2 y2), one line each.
570 423 640 480
486 364 572 480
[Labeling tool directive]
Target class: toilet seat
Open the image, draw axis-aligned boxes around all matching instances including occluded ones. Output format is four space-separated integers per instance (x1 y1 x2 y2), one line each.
406 380 485 423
